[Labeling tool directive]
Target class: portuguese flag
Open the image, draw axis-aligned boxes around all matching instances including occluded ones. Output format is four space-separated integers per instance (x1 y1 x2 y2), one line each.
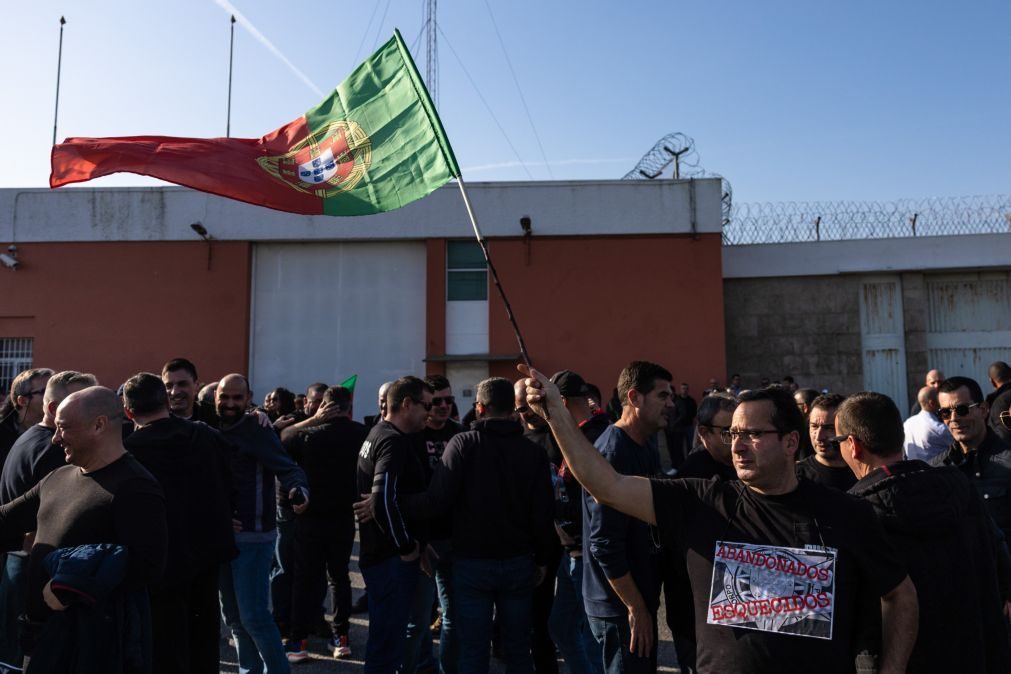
50 30 460 216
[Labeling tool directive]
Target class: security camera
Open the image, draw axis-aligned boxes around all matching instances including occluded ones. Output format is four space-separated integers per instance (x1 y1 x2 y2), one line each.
0 254 18 270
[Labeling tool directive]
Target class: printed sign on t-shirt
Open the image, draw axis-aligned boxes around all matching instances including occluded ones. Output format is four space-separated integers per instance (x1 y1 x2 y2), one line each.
707 540 837 640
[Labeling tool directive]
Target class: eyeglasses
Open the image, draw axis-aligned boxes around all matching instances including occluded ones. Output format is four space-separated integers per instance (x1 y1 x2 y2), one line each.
720 429 782 444
432 396 455 407
1001 411 1011 430
26 389 45 398
938 403 980 420
828 435 849 447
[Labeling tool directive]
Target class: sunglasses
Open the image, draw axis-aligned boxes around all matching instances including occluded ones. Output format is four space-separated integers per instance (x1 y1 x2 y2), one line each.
938 403 980 420
432 396 455 407
411 399 433 412
1001 410 1011 430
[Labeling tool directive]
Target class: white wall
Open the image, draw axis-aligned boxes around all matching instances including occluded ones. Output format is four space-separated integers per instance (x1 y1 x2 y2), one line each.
249 241 426 419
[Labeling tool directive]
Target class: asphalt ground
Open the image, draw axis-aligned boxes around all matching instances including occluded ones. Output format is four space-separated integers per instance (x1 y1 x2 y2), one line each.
219 538 683 673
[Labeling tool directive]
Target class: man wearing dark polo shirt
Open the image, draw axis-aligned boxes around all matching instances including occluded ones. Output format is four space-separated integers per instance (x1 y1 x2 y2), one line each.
518 367 918 674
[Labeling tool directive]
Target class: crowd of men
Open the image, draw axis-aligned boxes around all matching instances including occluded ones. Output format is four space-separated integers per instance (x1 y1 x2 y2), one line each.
1 357 1011 673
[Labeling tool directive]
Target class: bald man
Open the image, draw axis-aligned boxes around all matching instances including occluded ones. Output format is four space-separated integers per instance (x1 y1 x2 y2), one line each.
909 369 944 416
903 386 953 462
0 386 167 663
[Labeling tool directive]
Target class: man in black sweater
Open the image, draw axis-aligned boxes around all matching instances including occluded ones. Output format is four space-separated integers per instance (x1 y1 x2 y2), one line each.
0 386 167 668
356 376 433 674
0 370 96 673
121 373 236 674
390 377 555 673
284 386 367 661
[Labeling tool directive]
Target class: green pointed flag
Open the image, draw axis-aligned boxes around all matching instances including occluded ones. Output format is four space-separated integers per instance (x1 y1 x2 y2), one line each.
52 30 460 216
339 375 358 392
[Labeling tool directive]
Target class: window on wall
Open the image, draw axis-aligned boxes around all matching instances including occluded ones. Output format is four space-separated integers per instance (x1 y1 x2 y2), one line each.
0 338 33 394
447 240 488 301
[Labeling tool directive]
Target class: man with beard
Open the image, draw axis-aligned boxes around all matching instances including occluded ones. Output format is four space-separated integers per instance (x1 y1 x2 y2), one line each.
583 362 671 673
215 374 308 674
795 394 856 491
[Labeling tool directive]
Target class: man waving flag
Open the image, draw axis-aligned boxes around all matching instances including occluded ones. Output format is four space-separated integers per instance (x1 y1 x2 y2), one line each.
50 29 459 216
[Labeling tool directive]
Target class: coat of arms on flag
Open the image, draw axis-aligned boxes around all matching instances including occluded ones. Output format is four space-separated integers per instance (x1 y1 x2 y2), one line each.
256 120 372 197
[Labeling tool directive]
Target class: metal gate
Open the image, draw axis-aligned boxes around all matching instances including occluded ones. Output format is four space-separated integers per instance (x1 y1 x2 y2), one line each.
859 277 908 407
925 272 1011 384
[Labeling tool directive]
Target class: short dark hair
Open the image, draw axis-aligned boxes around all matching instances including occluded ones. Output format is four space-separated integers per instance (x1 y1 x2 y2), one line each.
162 358 198 381
123 372 170 416
836 392 903 458
476 377 515 416
810 393 846 413
938 376 984 404
270 387 296 415
425 374 451 392
324 386 353 412
738 387 805 436
585 383 602 403
990 362 1011 384
387 376 433 411
794 388 819 408
306 382 327 396
616 361 673 408
782 376 795 385
697 392 737 427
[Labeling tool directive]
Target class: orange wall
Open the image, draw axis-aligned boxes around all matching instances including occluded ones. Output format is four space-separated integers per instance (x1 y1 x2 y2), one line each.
0 241 252 389
485 234 727 400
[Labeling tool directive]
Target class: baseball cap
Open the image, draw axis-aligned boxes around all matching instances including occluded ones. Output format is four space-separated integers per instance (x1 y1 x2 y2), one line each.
551 370 590 398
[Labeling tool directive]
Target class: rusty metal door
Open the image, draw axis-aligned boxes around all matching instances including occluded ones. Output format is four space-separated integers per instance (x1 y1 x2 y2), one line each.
859 277 908 407
925 272 1011 384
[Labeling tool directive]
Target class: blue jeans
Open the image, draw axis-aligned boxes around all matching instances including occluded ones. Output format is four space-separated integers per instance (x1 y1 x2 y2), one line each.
220 540 290 674
0 553 26 674
454 556 535 674
361 556 420 674
587 614 657 674
402 570 438 673
435 554 457 674
548 555 602 674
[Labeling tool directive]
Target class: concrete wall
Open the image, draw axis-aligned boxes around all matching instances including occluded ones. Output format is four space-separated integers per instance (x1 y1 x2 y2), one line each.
724 275 864 394
0 241 251 389
486 233 727 399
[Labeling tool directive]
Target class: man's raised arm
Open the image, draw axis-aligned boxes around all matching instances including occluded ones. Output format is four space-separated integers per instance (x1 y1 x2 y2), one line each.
518 364 656 525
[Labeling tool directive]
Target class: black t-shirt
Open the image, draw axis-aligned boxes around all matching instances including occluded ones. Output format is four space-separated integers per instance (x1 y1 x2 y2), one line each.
651 477 906 673
0 424 64 505
0 454 167 622
677 449 737 481
287 417 368 518
356 421 428 568
795 456 857 492
421 420 464 542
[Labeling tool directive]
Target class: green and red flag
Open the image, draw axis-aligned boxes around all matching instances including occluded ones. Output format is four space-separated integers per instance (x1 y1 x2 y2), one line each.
50 30 460 216
339 374 358 392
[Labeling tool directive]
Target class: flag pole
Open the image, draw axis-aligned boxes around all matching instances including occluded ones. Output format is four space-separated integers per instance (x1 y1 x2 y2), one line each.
455 177 534 369
52 16 66 146
226 14 236 137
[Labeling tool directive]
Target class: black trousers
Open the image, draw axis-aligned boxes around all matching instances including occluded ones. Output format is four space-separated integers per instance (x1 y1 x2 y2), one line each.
531 541 562 674
149 563 221 674
290 512 355 641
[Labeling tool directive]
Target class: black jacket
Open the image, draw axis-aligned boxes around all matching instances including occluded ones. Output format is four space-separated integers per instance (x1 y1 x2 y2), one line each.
401 418 555 565
124 416 238 583
286 417 368 519
849 461 1009 673
929 430 1011 540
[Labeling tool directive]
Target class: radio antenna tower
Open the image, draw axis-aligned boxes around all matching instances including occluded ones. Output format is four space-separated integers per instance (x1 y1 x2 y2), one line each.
423 0 438 105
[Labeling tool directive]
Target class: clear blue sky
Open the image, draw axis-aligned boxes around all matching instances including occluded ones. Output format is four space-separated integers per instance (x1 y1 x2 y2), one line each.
2 0 1009 204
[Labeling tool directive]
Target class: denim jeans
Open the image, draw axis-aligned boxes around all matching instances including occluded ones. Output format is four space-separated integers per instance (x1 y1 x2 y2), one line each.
586 614 657 674
0 553 26 674
220 539 290 674
361 556 420 674
434 553 457 674
402 570 438 673
270 515 295 633
548 555 602 674
454 555 535 674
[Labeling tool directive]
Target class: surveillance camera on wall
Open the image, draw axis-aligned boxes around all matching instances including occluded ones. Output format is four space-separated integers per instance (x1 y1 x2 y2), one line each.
0 254 18 269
